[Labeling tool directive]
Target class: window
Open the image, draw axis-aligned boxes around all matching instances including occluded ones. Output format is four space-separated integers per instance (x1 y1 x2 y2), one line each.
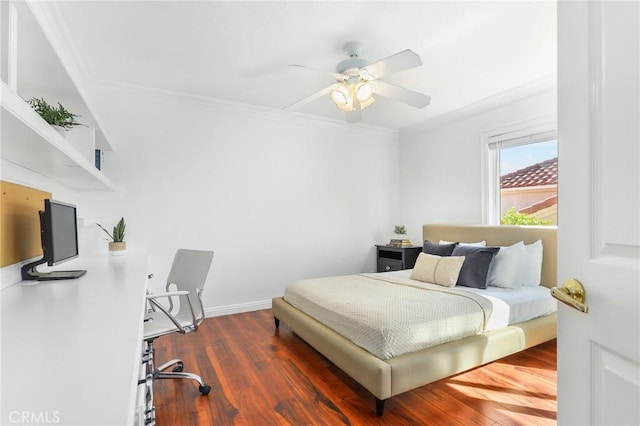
483 121 557 226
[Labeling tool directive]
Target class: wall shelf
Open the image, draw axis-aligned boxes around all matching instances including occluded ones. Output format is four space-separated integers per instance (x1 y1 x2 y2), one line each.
0 1 115 191
1 82 115 190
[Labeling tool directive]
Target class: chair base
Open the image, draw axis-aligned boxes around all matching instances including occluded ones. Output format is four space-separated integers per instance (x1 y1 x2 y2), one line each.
146 339 212 395
154 357 211 395
141 338 212 425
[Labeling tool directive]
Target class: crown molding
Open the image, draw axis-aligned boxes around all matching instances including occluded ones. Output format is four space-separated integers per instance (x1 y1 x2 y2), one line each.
401 74 557 139
89 78 399 139
24 0 552 143
25 2 397 146
28 0 554 142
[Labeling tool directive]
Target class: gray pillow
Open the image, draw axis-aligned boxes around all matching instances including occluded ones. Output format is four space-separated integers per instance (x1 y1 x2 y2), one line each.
452 245 500 289
423 240 458 256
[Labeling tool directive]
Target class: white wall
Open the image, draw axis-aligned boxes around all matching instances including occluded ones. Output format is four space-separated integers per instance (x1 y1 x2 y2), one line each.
3 81 556 313
77 84 400 315
398 88 557 244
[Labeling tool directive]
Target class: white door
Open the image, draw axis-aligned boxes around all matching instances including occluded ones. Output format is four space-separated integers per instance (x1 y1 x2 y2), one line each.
557 1 640 425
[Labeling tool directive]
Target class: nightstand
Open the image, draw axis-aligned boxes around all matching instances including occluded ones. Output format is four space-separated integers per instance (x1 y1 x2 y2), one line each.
375 245 422 272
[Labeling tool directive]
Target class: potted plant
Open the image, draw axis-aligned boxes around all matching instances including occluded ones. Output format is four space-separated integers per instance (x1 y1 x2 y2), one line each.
97 217 126 255
27 97 85 135
390 225 410 247
394 225 407 237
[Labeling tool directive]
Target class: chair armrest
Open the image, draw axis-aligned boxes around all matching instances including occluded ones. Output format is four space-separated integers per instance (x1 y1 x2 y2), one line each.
146 290 189 300
147 290 202 333
146 290 195 334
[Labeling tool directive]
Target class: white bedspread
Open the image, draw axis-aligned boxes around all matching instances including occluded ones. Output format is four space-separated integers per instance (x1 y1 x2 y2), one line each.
284 273 493 360
388 269 557 330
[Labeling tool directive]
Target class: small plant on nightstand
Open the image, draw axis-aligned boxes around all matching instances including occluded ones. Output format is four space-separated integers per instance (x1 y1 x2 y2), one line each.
390 225 411 247
97 217 126 255
394 225 407 236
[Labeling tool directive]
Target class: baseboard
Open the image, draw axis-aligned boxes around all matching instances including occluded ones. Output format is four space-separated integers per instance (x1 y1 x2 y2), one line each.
1 262 23 289
204 299 272 318
1 256 41 289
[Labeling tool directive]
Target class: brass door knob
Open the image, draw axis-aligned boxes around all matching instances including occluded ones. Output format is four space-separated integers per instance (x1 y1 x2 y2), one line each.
551 278 589 313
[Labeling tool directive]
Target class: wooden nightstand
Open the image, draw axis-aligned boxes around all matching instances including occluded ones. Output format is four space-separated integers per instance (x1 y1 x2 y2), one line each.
375 245 422 272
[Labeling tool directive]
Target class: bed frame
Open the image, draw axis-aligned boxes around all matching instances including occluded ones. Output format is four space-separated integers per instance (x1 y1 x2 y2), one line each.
272 224 557 416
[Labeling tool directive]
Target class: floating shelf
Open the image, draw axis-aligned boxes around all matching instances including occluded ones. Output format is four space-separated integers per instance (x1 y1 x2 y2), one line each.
1 82 115 191
0 1 115 191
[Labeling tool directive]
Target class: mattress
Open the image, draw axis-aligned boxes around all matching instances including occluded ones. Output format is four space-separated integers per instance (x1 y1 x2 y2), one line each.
284 273 493 360
389 269 557 330
284 271 556 361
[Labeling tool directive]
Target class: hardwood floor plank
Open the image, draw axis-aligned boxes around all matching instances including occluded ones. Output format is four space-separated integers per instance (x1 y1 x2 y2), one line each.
153 309 557 425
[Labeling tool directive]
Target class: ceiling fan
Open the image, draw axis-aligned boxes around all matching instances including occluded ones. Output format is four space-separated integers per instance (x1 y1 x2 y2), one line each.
284 42 431 123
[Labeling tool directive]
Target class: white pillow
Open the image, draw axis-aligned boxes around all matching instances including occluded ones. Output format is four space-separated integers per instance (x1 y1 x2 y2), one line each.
522 240 544 286
440 239 487 247
486 241 526 289
410 253 465 287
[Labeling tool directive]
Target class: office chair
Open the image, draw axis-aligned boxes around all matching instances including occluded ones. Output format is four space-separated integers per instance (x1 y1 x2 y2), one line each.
143 249 214 403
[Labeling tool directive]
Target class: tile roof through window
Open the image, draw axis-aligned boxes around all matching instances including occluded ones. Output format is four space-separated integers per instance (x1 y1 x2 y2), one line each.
500 157 558 189
519 194 558 215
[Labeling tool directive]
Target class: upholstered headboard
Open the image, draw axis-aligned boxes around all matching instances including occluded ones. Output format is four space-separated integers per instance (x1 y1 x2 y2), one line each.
422 224 557 288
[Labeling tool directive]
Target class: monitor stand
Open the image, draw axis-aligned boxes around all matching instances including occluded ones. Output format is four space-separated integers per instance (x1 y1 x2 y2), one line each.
36 270 87 281
21 257 86 281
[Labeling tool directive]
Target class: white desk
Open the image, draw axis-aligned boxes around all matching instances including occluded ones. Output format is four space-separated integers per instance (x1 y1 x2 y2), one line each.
1 252 148 426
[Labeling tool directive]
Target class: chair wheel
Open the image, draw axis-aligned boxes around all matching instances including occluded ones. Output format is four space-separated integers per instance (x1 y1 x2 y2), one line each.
199 385 211 395
172 365 184 372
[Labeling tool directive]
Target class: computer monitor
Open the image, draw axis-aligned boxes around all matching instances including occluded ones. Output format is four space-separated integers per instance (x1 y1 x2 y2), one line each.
21 199 87 281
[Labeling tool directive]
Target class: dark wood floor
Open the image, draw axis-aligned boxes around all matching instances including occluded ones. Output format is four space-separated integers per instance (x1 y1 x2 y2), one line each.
154 309 557 425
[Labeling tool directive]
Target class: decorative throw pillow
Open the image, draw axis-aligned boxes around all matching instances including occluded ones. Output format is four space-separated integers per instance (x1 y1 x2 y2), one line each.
410 253 465 287
486 241 526 289
423 240 458 256
440 239 487 247
451 245 500 289
522 240 544 286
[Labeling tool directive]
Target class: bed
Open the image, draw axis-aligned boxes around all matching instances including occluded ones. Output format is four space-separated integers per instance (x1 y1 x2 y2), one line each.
272 224 557 416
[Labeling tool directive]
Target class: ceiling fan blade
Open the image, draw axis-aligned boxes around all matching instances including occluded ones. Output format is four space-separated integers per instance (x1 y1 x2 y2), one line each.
283 84 334 111
346 100 362 123
362 49 422 79
375 80 431 109
289 64 345 81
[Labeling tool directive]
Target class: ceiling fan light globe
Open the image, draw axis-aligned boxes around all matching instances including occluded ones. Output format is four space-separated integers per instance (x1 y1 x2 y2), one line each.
330 85 350 106
355 82 374 103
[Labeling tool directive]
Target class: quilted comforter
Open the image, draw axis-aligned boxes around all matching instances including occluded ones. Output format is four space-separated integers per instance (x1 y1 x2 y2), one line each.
284 273 493 360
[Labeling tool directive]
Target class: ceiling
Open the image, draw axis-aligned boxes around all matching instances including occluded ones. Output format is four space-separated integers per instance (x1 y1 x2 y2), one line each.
48 1 557 130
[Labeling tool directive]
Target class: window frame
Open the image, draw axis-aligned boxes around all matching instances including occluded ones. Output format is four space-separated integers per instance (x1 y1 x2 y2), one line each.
481 116 557 225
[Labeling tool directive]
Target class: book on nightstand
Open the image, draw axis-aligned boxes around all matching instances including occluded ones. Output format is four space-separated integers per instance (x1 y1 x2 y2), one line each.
388 239 412 247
